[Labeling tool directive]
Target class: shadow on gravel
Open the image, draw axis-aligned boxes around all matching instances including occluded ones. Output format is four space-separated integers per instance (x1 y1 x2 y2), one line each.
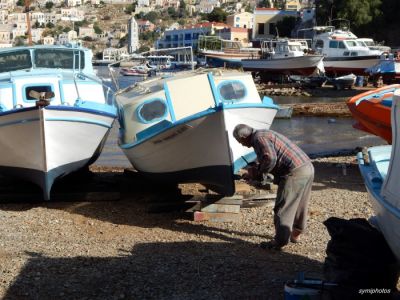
311 161 367 193
5 242 322 299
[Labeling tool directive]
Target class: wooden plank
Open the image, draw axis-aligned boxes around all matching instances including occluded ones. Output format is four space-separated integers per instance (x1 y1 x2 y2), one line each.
200 203 241 213
193 211 241 222
245 193 277 200
202 198 243 206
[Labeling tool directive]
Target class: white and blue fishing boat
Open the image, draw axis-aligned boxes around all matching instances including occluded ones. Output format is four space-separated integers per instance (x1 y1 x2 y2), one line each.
116 70 279 195
0 44 117 200
357 89 400 261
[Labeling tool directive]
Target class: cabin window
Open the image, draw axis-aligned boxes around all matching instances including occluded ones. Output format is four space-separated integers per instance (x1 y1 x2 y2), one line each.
346 40 357 47
24 85 54 101
329 40 338 48
338 41 346 49
34 49 85 69
343 51 350 56
0 49 32 72
136 99 168 123
315 40 324 49
218 81 247 102
351 52 358 56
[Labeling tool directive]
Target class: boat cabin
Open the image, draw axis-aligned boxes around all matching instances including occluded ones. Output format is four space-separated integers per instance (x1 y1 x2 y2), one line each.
311 28 381 57
145 55 173 70
261 39 309 59
0 45 108 112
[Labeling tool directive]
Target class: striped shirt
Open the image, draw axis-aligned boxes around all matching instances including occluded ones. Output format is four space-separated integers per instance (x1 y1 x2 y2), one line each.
251 129 310 178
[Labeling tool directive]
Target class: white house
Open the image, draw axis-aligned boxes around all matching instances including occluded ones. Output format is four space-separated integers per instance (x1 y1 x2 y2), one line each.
0 24 12 44
66 0 83 7
45 13 62 25
127 17 139 53
196 0 220 13
103 47 128 60
79 26 95 38
0 0 14 10
31 28 44 43
58 30 78 45
226 11 253 29
137 0 149 7
61 8 85 21
43 36 55 45
31 12 46 25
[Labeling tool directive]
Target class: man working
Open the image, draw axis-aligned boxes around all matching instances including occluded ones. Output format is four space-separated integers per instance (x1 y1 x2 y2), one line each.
233 124 314 250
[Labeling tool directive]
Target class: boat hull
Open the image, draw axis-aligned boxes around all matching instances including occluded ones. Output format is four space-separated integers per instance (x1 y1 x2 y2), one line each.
365 185 400 262
358 145 400 262
121 106 277 195
323 55 380 76
0 106 115 200
241 55 324 76
122 112 235 195
347 85 398 143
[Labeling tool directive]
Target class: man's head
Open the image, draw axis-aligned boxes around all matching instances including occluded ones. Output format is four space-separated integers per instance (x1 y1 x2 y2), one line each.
233 124 254 148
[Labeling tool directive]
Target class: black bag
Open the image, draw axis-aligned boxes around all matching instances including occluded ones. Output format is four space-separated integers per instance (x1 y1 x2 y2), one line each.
323 217 399 299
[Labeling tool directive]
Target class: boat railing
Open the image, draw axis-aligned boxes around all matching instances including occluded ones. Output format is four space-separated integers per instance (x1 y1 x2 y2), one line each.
74 71 116 106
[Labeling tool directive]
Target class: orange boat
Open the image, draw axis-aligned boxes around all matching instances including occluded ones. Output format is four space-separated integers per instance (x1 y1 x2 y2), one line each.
347 84 400 144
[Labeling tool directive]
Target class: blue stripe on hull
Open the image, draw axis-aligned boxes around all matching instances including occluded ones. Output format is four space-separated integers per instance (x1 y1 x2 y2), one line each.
137 165 235 196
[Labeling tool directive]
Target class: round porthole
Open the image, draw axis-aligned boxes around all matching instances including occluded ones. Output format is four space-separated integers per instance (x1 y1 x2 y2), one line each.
137 99 168 123
218 81 247 102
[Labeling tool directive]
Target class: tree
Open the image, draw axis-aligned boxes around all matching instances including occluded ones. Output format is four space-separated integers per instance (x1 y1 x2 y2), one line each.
316 0 381 27
93 23 103 34
14 36 26 46
143 11 160 23
125 3 135 14
167 7 179 19
258 0 271 8
33 20 40 29
207 7 228 22
46 22 55 28
16 0 24 6
45 1 54 10
138 45 150 53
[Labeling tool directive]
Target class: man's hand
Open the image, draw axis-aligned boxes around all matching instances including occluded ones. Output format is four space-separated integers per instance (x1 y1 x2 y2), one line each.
243 166 261 181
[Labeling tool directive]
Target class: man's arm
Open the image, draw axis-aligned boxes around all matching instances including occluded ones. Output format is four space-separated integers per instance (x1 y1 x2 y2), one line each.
254 136 277 174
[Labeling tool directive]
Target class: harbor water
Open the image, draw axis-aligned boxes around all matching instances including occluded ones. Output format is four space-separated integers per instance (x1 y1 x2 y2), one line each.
94 67 386 167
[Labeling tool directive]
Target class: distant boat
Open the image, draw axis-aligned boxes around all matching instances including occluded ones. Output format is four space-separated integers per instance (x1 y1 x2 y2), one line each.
366 52 400 84
309 25 381 76
241 39 325 77
347 84 399 143
198 36 260 67
0 44 117 200
357 89 400 262
120 65 150 76
328 73 356 90
116 70 279 195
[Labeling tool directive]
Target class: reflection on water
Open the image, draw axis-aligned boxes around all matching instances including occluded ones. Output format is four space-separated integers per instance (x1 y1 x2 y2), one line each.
271 117 385 156
93 67 386 167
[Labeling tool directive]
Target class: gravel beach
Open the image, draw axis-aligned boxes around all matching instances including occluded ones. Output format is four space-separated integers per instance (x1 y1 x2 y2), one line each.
0 154 399 299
